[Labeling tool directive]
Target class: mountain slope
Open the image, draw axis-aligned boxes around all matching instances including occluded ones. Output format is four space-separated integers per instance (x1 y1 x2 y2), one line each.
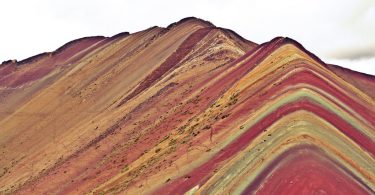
0 17 374 195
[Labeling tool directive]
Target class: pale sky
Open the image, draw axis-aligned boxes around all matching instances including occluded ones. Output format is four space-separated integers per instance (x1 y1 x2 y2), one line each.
1 0 375 75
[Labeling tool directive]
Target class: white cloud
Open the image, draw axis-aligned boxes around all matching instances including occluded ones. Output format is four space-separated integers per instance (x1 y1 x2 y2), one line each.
326 57 375 75
0 0 374 75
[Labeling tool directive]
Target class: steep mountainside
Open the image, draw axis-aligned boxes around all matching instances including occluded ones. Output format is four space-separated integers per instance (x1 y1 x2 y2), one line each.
0 17 374 195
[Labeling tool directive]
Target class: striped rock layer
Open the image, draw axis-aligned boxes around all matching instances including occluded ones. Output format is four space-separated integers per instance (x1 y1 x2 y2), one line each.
0 17 374 195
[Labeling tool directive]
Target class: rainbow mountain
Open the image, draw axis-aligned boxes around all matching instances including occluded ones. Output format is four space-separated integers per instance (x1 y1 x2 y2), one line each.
1 17 375 195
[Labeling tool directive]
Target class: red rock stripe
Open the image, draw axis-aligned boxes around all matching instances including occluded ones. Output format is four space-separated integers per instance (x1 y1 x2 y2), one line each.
154 99 375 194
242 145 372 195
118 28 213 106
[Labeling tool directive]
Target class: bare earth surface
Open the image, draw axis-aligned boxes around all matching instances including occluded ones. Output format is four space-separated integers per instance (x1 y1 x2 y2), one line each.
0 17 374 195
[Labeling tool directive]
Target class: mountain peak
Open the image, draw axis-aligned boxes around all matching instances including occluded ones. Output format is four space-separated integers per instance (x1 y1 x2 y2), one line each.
166 16 215 29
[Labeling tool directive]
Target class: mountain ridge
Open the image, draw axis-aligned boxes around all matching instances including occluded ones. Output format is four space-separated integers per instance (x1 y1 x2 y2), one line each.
0 17 374 195
1 16 371 78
